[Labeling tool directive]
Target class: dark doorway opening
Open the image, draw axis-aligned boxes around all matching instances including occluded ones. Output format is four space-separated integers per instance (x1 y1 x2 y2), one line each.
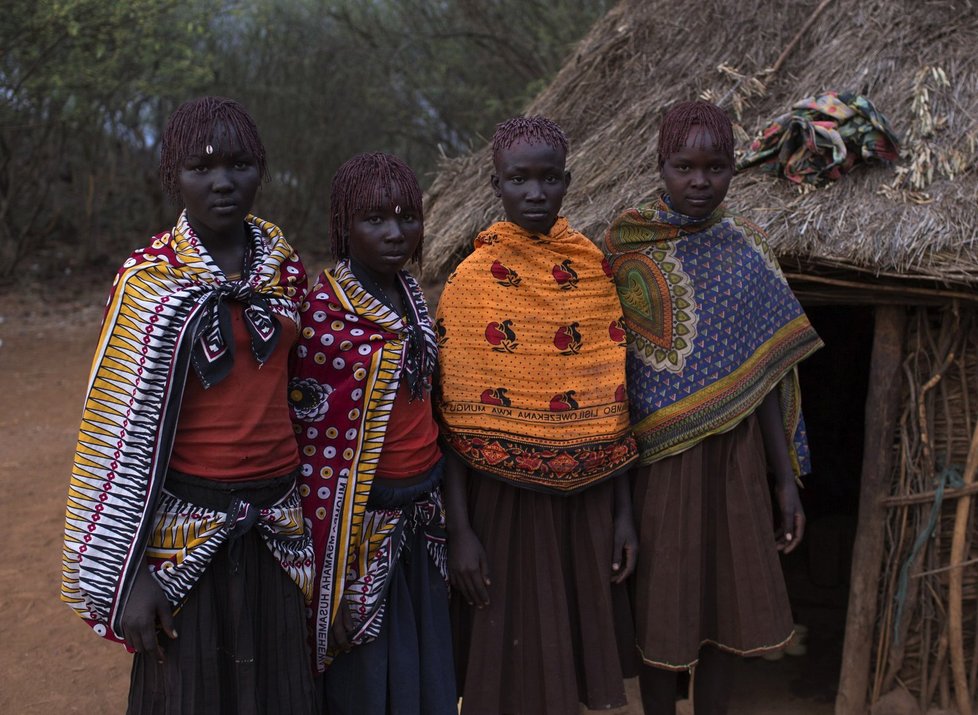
729 303 875 712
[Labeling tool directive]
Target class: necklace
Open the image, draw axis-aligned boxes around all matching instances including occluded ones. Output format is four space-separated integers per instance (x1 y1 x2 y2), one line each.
349 259 402 315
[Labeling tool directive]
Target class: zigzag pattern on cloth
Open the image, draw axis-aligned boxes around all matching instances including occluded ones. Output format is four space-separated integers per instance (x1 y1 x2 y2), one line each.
61 213 305 642
146 485 314 605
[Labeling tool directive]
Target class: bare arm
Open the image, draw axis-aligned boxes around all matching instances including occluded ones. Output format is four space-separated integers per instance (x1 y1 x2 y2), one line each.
443 450 491 606
120 560 177 661
610 472 637 582
757 389 805 553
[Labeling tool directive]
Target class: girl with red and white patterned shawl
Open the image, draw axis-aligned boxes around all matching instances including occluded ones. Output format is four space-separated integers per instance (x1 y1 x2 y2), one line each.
288 153 455 715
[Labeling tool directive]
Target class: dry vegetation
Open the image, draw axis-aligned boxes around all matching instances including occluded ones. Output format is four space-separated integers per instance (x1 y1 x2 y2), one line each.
422 0 978 288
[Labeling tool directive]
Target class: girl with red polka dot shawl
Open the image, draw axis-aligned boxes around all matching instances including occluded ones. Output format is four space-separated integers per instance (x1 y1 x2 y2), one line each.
600 100 823 715
288 152 455 715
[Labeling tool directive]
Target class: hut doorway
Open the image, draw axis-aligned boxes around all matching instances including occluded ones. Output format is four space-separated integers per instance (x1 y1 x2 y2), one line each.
726 303 875 712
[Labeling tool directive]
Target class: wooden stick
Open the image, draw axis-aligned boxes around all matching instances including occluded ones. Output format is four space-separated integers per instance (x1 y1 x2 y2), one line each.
912 556 978 578
783 272 978 305
880 481 978 506
837 306 906 715
947 418 978 715
769 0 836 75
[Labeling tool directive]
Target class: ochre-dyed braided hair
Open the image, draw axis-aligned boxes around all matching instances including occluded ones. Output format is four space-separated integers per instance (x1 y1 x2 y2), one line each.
159 96 267 199
329 152 425 264
657 100 734 168
491 115 569 158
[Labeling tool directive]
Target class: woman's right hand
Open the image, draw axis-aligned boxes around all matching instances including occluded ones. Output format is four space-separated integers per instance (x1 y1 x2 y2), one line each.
449 526 491 608
120 565 177 661
329 603 355 653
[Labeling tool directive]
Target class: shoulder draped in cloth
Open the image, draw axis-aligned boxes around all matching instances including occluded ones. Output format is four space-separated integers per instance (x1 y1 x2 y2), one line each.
436 217 637 493
61 212 307 642
289 260 442 672
599 196 824 474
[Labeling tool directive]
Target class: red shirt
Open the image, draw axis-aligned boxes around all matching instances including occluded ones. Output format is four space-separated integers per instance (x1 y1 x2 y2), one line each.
374 381 442 478
168 305 299 481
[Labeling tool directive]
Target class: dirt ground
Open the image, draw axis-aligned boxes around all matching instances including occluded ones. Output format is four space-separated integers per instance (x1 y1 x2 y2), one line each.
0 283 834 714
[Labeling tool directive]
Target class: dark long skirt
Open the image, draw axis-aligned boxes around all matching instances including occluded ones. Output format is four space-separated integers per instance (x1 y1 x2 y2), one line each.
453 475 632 715
632 413 794 671
128 474 318 715
323 467 456 715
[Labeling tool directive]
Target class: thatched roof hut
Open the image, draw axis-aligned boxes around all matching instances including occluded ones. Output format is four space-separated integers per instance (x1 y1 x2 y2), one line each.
423 1 978 713
424 0 978 294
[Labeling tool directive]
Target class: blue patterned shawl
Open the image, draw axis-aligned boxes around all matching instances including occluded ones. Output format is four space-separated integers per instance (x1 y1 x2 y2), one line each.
599 195 823 474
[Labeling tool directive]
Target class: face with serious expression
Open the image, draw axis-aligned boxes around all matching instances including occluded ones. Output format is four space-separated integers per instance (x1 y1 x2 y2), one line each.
660 125 733 219
491 139 570 235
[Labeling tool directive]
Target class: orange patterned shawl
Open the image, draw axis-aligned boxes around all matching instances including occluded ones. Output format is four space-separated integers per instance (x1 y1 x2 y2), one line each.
435 218 637 493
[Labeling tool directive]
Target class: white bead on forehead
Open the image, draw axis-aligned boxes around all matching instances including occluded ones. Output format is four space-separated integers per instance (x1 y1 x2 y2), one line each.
205 144 214 155
395 204 402 215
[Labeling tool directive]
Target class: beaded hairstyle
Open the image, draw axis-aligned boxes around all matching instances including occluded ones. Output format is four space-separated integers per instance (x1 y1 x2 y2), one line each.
657 100 735 167
491 115 569 158
329 152 424 264
159 96 267 199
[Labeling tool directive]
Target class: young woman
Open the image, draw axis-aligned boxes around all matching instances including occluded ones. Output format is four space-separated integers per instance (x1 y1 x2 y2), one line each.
60 96 318 713
288 153 455 715
437 116 638 715
600 100 824 715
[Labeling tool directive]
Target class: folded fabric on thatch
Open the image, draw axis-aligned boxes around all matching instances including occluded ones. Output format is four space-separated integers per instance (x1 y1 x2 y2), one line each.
435 218 637 493
600 196 824 474
737 91 899 184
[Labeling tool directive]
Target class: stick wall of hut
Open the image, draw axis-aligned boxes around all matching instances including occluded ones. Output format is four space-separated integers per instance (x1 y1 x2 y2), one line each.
837 306 907 715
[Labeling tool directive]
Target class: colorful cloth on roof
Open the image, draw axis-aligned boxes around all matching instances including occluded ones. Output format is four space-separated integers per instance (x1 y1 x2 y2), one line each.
600 196 823 473
737 91 899 184
288 260 444 672
435 218 637 493
60 212 307 643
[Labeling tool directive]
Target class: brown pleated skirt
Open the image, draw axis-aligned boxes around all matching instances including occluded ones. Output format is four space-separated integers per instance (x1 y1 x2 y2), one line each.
453 475 633 715
631 413 794 671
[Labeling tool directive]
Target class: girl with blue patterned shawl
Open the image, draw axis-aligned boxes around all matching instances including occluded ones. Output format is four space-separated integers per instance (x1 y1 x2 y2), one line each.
60 97 318 714
288 153 455 715
599 101 823 715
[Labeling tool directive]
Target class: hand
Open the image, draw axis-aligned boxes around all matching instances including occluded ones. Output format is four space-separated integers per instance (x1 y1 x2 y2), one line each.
120 565 177 661
775 479 806 554
329 603 355 653
611 513 638 583
448 526 491 607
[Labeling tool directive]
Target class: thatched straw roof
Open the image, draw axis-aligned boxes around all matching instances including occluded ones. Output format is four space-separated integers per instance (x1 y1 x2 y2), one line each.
423 0 978 291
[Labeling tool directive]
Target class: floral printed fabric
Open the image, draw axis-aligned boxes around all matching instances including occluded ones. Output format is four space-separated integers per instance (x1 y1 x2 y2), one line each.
435 218 637 493
738 91 899 184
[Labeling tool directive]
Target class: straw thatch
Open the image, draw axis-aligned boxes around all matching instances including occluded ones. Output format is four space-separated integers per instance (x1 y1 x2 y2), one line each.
423 0 978 289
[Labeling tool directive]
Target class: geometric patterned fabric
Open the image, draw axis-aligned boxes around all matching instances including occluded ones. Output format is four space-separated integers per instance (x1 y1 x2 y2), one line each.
738 91 899 185
60 212 306 643
601 196 823 473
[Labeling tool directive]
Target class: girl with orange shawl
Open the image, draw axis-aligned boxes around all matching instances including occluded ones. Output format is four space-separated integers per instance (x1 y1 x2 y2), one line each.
437 116 638 715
